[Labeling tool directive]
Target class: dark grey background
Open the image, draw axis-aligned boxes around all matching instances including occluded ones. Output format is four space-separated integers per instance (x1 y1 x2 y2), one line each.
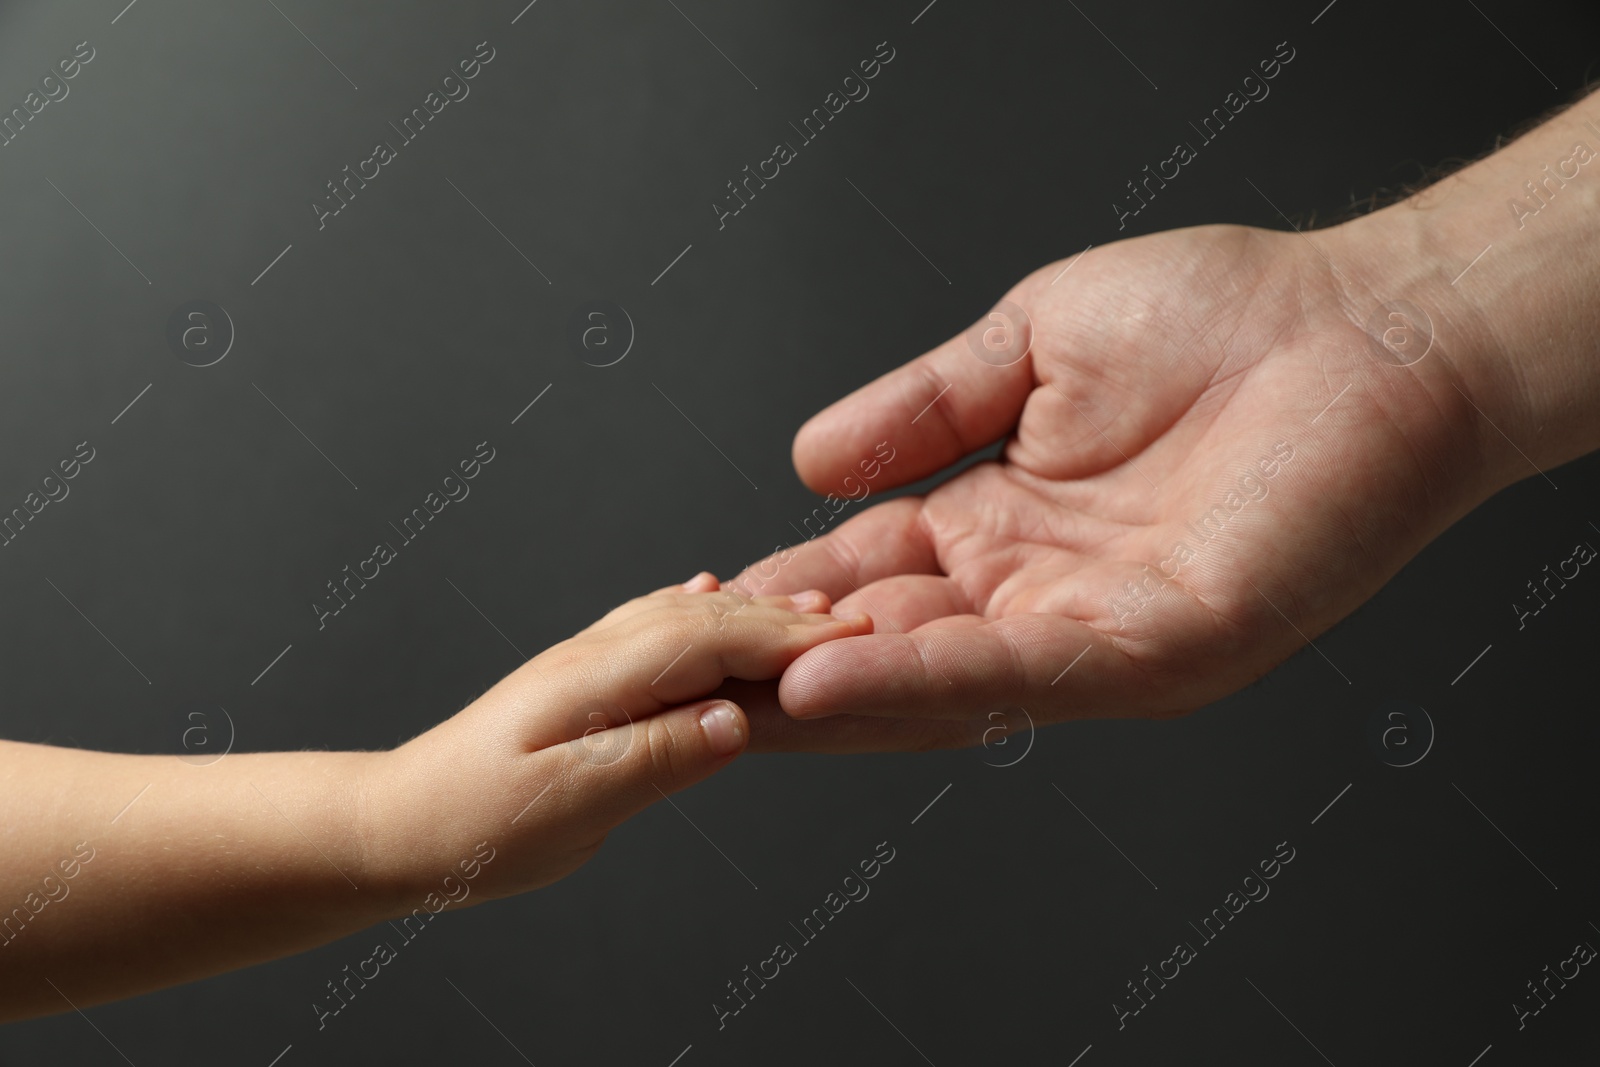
2 0 1598 1063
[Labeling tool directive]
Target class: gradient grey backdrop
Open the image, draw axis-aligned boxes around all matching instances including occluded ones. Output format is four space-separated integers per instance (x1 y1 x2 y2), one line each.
1 0 1598 1063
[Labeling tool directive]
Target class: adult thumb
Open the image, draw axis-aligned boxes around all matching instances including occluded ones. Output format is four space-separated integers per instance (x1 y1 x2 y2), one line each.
554 699 748 835
792 300 1035 495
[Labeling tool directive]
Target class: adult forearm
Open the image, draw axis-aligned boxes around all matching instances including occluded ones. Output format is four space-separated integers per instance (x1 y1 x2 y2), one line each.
0 741 394 1020
1334 87 1600 489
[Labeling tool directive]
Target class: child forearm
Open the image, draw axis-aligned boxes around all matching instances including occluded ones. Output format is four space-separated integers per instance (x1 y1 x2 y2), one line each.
0 741 391 1020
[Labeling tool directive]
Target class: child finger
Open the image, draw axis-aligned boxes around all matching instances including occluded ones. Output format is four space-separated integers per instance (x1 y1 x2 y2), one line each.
583 601 873 708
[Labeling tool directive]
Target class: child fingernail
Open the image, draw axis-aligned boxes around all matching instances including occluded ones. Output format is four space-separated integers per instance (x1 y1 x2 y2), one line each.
699 702 745 756
791 589 826 611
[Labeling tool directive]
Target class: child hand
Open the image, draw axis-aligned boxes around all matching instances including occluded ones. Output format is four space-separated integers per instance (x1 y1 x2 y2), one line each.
357 575 872 910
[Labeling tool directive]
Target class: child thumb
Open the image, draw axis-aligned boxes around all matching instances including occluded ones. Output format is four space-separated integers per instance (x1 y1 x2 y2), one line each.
556 699 748 832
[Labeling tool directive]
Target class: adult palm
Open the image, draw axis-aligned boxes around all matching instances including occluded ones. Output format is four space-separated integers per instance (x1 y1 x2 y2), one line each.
731 221 1496 751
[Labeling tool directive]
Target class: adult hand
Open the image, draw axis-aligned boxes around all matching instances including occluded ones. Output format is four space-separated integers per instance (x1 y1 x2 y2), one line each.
729 90 1600 745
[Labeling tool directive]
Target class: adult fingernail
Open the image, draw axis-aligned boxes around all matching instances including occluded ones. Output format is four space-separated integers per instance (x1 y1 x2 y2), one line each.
699 702 745 757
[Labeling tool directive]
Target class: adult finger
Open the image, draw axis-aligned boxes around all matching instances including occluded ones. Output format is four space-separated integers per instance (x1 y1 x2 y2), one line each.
777 612 1179 723
727 497 940 600
713 679 982 754
792 300 1035 496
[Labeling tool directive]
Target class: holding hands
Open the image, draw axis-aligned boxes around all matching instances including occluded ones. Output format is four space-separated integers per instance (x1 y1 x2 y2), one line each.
0 578 870 1019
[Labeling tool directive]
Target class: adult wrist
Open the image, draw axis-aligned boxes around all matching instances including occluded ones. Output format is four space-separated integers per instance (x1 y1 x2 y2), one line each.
1328 92 1600 493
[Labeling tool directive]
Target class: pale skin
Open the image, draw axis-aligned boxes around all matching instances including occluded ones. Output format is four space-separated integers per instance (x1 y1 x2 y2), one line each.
0 578 871 1021
727 87 1600 752
5 91 1599 1020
